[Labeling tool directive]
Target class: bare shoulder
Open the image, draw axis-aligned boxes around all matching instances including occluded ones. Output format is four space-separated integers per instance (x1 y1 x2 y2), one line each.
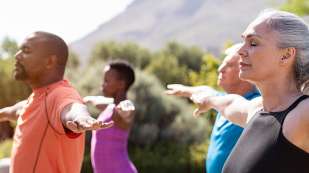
246 96 263 123
283 97 309 152
293 97 309 123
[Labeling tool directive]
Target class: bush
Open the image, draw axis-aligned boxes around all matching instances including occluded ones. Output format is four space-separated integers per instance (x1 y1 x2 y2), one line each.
129 71 210 146
0 139 13 159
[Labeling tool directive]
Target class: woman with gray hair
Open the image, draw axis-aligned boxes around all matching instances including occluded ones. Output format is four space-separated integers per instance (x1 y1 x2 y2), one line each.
191 9 309 173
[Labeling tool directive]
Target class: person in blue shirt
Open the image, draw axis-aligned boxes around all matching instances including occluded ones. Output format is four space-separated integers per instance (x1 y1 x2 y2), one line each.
166 43 260 173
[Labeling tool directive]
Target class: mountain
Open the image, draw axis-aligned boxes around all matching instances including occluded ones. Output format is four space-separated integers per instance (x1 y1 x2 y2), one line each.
70 0 285 62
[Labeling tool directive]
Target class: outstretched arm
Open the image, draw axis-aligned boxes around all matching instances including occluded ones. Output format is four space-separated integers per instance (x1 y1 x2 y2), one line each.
61 103 114 133
0 100 27 122
191 94 262 127
165 84 219 98
83 96 114 111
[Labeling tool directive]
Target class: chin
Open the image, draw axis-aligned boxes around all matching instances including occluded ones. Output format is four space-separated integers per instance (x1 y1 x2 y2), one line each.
13 73 26 81
239 71 253 82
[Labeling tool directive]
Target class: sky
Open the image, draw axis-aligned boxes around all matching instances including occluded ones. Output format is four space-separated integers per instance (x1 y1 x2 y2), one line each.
0 0 134 44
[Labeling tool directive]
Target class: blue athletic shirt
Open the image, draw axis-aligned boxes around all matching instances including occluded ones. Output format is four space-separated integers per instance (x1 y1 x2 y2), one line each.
206 89 260 173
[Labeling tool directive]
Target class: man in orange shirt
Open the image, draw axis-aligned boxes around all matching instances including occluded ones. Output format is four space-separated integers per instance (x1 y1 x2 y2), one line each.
0 31 113 173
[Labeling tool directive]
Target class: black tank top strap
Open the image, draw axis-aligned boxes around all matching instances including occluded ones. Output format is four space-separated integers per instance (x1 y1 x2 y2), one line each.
281 95 309 115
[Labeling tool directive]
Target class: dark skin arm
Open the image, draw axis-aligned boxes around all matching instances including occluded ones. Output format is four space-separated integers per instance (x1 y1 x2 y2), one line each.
0 100 27 122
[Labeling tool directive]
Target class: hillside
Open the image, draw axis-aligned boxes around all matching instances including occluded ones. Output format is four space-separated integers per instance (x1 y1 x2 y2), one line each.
70 0 285 62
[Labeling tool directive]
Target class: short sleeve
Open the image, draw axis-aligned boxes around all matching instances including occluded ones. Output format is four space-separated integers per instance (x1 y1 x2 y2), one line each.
45 86 83 135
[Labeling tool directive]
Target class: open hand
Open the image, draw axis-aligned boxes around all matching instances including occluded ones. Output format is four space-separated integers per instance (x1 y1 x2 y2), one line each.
190 93 212 117
66 116 114 133
115 100 135 122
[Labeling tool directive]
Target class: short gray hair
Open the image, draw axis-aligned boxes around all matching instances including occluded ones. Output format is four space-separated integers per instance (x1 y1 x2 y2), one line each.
225 43 242 56
255 9 309 91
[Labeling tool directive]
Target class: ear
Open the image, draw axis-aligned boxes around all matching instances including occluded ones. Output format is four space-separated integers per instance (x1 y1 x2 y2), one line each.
118 80 127 91
46 55 58 69
280 47 296 65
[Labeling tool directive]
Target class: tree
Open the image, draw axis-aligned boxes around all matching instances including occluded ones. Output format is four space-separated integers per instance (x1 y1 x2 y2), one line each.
90 41 152 69
280 0 309 16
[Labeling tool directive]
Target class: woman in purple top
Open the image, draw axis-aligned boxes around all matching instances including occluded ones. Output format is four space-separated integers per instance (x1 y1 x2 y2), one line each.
84 60 137 173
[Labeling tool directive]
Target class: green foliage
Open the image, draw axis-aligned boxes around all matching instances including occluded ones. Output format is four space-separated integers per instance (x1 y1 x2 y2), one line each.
130 141 208 173
189 53 220 89
280 0 309 16
1 37 18 58
70 62 103 96
129 142 191 173
0 139 13 159
161 42 204 72
146 54 189 86
146 42 206 86
67 51 80 70
90 41 152 69
129 71 209 146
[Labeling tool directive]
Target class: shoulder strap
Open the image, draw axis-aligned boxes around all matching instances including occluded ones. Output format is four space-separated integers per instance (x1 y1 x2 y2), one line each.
283 95 309 115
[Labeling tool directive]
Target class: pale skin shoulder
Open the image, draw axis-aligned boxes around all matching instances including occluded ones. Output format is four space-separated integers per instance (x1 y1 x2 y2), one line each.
283 98 309 153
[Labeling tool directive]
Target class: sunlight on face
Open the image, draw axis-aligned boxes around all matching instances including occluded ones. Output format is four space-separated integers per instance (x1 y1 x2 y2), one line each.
238 19 283 84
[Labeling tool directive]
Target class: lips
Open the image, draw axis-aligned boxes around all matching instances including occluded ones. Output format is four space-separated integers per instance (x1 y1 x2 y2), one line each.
239 61 251 69
14 62 22 70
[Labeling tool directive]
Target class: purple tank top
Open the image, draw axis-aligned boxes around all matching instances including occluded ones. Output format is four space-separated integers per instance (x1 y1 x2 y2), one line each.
91 104 137 173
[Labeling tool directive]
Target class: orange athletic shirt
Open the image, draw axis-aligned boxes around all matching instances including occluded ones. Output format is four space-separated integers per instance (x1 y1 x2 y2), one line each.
10 80 85 173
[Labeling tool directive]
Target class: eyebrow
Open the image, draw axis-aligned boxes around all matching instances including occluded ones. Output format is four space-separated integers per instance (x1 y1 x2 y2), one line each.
241 33 263 39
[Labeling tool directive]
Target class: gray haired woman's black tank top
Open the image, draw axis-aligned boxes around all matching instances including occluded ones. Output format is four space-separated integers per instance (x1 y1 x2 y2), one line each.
222 95 309 173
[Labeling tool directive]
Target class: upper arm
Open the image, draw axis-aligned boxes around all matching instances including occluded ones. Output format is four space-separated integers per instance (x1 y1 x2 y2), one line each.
215 95 262 127
288 99 309 152
46 87 83 133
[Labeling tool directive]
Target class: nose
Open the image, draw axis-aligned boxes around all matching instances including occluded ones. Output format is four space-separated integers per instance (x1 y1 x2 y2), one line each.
237 43 247 58
218 64 225 73
15 50 22 60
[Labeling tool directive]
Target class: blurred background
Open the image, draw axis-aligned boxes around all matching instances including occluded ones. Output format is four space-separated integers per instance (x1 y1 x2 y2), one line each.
1 0 309 172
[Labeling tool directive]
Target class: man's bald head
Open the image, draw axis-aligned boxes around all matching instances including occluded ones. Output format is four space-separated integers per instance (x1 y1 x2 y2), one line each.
29 31 69 75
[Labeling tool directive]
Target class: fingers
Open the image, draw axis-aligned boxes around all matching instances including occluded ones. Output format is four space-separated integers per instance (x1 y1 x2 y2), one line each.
66 121 79 133
115 100 135 120
119 100 135 111
66 117 114 133
165 84 183 95
166 84 183 90
193 108 203 117
100 121 114 129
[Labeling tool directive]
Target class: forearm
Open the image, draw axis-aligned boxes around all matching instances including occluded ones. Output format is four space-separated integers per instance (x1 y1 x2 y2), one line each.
184 86 219 97
0 100 26 122
208 94 249 127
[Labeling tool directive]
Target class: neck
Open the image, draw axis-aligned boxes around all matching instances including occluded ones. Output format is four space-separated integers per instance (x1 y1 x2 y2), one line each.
114 92 127 104
256 75 301 112
29 75 63 89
